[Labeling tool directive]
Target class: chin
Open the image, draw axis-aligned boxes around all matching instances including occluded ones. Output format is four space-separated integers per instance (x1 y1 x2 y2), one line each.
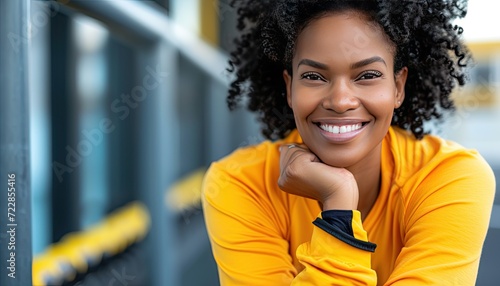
320 157 352 168
313 149 355 169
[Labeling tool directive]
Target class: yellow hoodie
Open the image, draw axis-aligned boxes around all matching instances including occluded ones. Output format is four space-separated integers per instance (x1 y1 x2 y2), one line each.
202 127 495 285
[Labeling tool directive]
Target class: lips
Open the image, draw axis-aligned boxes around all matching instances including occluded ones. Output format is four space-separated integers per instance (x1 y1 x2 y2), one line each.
312 119 369 142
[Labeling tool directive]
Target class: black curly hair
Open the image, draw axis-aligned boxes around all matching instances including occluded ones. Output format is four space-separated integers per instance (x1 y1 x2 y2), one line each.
226 0 471 140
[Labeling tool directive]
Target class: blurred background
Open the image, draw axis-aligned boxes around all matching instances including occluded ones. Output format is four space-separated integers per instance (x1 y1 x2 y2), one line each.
0 0 498 285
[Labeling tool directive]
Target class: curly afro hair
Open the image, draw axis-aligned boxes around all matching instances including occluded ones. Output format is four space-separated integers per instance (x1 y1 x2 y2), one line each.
226 0 472 140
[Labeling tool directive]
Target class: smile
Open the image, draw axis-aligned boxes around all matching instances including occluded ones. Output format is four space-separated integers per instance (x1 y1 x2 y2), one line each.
314 120 369 143
319 123 363 134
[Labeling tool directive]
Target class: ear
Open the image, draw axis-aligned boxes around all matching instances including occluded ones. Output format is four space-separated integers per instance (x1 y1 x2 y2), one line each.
394 67 408 108
283 70 293 109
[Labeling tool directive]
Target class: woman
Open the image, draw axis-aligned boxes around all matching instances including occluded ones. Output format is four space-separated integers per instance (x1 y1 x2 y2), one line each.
202 0 496 285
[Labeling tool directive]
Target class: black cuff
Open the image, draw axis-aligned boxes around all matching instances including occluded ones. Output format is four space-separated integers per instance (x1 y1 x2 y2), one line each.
313 212 377 252
322 210 355 236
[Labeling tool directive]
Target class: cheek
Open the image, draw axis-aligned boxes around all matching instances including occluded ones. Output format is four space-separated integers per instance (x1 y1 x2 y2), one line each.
362 93 396 121
291 86 320 118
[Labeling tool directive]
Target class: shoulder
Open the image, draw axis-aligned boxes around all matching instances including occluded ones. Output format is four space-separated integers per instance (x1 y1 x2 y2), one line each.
386 126 495 206
387 126 494 182
205 139 276 190
384 128 496 248
202 131 304 239
203 130 302 204
206 130 302 180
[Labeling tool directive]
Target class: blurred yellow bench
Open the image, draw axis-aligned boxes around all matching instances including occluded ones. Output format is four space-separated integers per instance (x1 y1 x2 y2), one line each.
166 168 206 213
32 201 150 286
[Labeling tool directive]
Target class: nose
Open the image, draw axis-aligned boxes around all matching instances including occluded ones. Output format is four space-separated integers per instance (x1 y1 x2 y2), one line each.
321 80 360 113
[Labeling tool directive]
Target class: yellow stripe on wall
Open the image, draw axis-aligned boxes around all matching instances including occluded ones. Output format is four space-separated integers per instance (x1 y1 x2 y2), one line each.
466 41 500 60
200 0 219 46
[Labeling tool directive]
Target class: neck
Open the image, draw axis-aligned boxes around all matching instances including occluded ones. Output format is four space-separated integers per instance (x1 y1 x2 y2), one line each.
347 143 382 220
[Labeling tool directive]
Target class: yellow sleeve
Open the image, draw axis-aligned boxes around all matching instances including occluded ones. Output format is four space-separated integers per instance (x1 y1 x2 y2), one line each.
294 211 377 285
385 152 496 285
203 161 379 285
202 162 297 285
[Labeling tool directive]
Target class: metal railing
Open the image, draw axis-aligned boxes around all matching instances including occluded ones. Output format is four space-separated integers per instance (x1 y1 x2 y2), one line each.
0 1 32 285
52 1 236 285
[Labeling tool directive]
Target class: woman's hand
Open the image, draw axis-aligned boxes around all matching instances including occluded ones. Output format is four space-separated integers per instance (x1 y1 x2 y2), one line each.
278 144 359 211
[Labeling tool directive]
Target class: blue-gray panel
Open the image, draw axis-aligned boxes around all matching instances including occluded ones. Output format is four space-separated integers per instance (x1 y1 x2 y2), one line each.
477 227 500 286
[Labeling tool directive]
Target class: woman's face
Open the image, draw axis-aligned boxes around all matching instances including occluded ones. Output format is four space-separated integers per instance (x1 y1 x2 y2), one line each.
283 11 407 169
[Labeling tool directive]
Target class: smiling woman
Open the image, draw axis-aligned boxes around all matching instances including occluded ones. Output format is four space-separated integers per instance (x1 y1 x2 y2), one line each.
202 1 496 285
283 13 407 171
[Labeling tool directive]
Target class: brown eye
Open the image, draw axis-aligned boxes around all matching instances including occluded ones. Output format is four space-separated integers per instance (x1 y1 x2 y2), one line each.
356 70 382 81
301 72 326 82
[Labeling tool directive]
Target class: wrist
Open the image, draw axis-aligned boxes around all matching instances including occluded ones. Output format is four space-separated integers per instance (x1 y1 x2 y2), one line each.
322 183 359 211
322 198 358 211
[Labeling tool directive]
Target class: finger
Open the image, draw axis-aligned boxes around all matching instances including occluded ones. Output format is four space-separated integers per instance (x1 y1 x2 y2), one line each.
280 144 297 151
280 143 303 157
279 144 299 171
280 143 313 172
279 144 308 159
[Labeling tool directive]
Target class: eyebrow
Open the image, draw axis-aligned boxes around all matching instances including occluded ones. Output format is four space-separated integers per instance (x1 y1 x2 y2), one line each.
350 56 386 69
297 59 328 70
297 56 387 70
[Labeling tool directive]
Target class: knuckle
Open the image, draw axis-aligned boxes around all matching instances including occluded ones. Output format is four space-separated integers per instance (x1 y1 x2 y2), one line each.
284 164 299 179
278 165 298 189
277 176 285 189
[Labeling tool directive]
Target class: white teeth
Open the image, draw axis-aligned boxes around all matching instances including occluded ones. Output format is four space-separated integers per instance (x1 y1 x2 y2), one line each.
320 123 362 134
328 125 339 133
